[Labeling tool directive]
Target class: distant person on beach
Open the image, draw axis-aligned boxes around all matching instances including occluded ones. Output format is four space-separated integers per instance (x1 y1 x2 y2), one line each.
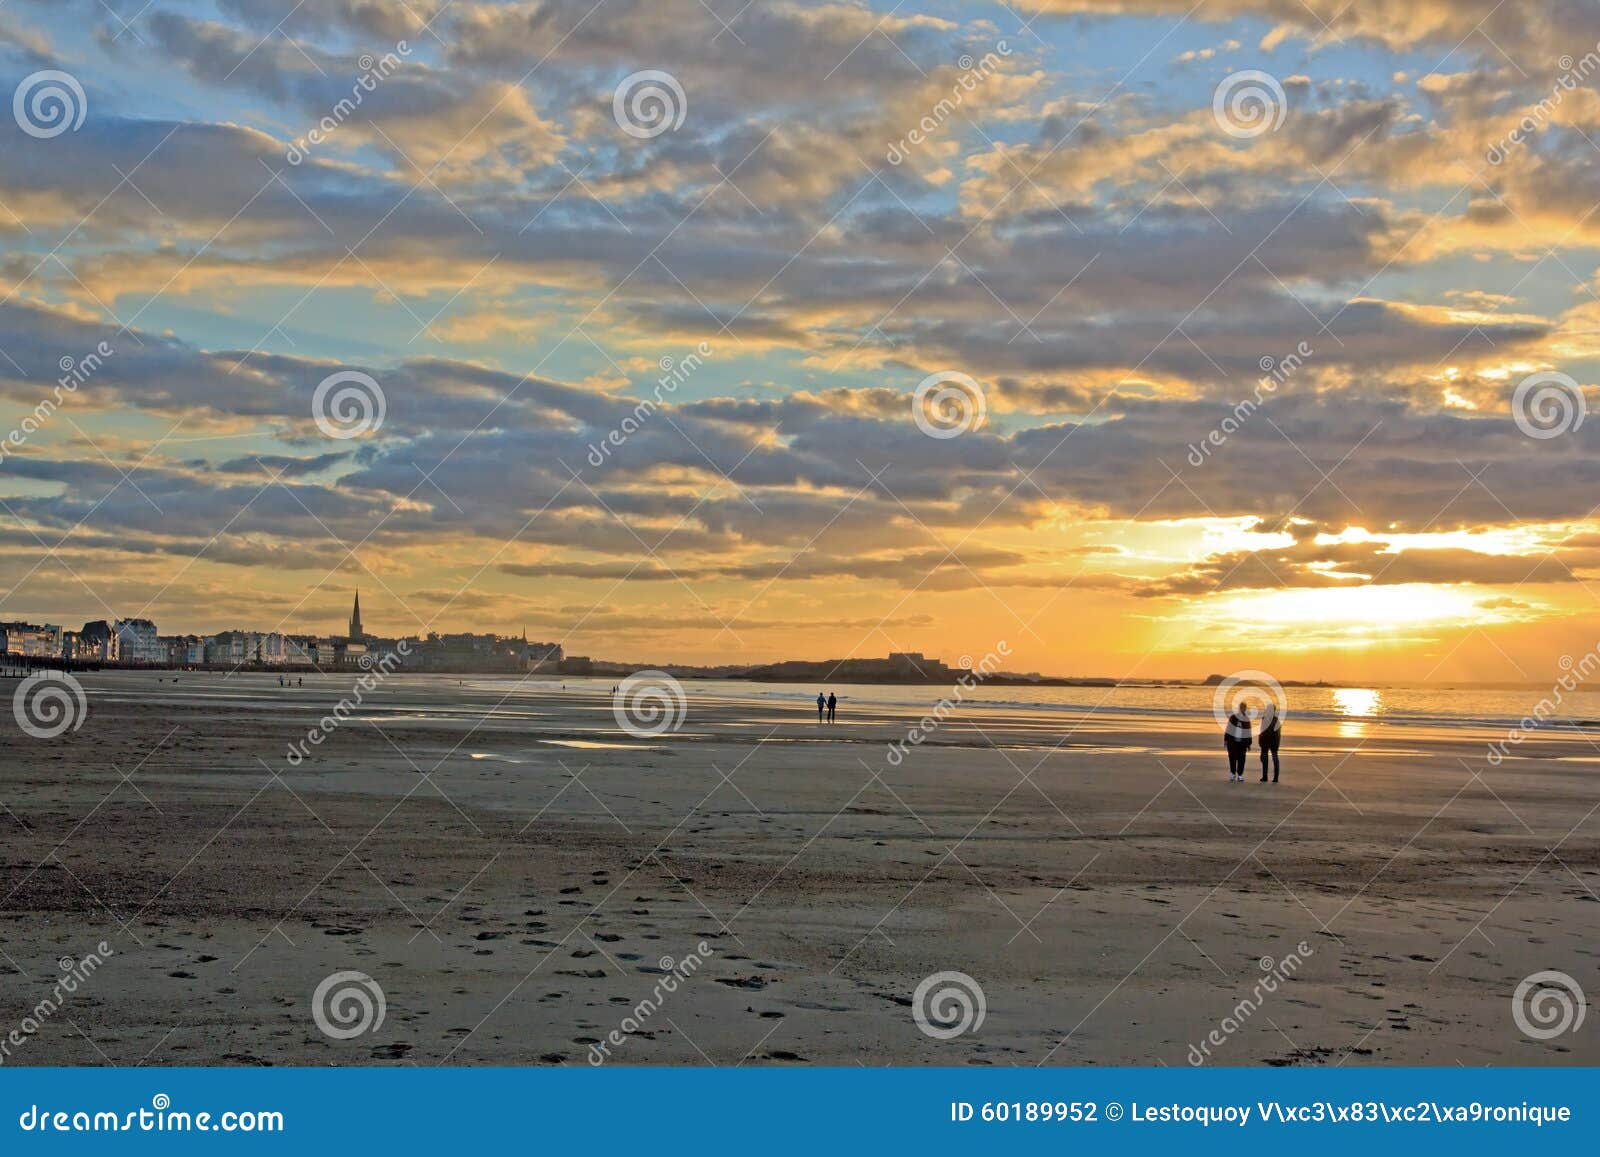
1258 702 1282 783
816 692 826 722
827 692 837 723
1224 706 1252 781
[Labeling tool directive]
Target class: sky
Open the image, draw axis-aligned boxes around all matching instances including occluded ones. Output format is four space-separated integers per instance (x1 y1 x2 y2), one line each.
2 0 1599 682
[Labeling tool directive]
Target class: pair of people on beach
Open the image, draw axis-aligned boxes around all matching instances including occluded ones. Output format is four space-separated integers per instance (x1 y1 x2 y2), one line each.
1223 701 1281 782
816 691 837 723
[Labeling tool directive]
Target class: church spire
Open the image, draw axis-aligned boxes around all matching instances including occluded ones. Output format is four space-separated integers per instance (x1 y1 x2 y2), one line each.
349 590 363 640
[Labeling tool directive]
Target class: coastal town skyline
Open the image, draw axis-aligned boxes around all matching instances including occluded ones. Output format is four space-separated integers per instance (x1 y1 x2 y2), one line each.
2 595 1015 687
0 591 584 671
2 591 977 679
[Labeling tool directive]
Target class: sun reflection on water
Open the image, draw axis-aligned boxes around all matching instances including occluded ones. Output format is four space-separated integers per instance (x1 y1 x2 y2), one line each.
1332 687 1382 737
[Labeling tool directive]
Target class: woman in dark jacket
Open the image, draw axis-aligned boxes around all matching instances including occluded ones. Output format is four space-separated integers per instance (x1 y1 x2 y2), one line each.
1258 702 1282 783
1224 708 1252 782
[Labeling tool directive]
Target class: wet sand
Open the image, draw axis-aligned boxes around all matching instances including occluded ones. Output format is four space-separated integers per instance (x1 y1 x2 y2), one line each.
2 671 1598 1066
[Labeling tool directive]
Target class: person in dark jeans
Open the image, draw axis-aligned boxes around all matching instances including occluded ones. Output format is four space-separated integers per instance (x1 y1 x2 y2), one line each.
816 692 826 722
1223 707 1252 781
826 692 837 723
1258 703 1282 782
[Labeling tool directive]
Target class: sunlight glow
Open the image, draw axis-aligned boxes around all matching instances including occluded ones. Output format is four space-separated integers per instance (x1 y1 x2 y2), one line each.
1333 687 1382 716
1181 584 1520 650
1332 686 1383 738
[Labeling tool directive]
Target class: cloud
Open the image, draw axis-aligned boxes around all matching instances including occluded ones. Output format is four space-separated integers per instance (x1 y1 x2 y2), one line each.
3 0 1599 675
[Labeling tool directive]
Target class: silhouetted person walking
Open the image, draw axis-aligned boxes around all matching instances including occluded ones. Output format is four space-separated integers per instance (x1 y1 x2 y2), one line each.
816 692 826 722
1224 707 1251 781
827 692 837 723
1258 702 1281 783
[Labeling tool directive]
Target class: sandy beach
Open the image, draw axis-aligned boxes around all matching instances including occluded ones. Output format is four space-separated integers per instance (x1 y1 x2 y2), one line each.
2 671 1597 1067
